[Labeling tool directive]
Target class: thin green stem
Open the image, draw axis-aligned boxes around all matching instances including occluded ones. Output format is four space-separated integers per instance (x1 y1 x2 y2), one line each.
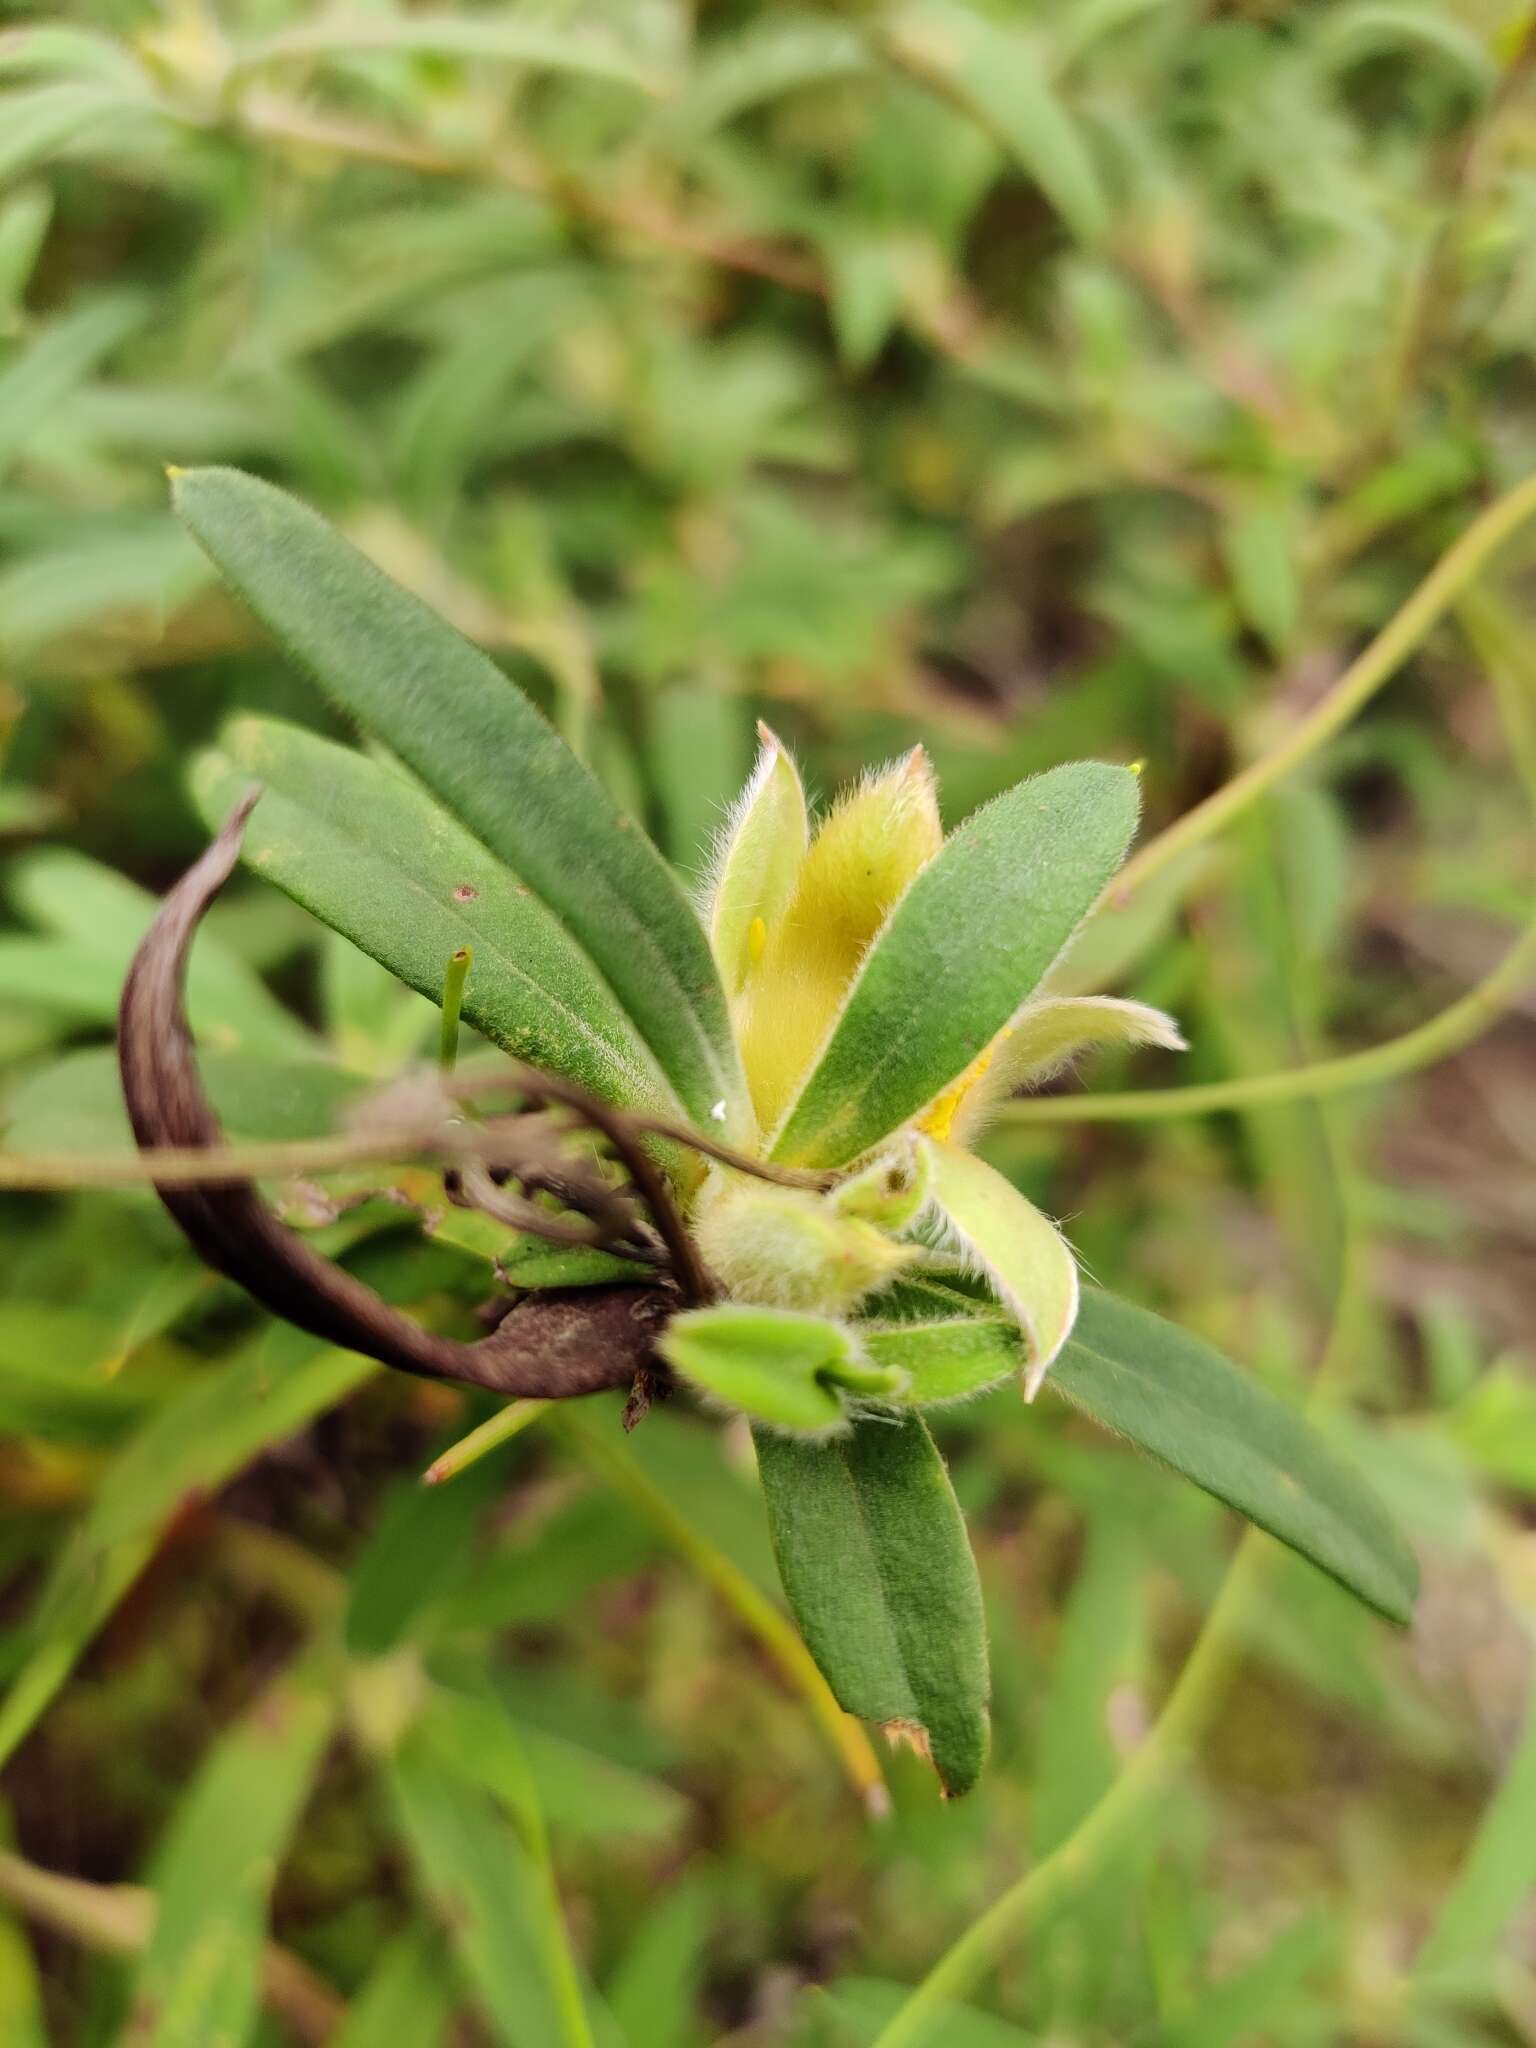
871 1553 1258 2048
0 1850 344 2046
1118 467 1536 899
421 1399 550 1486
0 1082 832 1194
1000 914 1536 1123
438 945 471 1072
0 1125 469 1190
519 1776 598 2048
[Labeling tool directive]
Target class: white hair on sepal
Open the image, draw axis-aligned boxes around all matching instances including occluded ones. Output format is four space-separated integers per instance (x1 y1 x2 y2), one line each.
693 720 798 922
915 1162 1078 1400
917 1187 992 1288
736 1406 854 1446
907 1191 1029 1348
945 995 1187 1148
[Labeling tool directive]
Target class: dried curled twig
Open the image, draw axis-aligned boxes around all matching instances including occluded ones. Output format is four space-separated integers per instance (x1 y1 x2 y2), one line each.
117 791 694 1402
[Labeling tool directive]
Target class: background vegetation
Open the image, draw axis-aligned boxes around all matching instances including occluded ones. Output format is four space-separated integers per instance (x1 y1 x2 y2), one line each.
1 0 1535 2041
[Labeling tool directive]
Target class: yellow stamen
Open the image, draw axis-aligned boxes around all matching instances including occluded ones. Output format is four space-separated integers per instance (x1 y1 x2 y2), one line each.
919 1039 997 1143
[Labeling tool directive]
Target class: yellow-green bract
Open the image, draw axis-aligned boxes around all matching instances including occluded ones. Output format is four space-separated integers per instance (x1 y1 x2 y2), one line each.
663 1302 909 1429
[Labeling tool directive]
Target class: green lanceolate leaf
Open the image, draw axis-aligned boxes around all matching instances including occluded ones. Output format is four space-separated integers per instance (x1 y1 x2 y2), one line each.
1056 1292 1419 1624
883 1 1110 245
662 1303 895 1432
194 718 675 1112
922 1138 1078 1397
862 1281 1419 1623
238 13 670 93
0 291 145 481
171 466 748 1137
389 1738 583 2048
754 1414 989 1795
771 762 1140 1166
127 1660 336 2048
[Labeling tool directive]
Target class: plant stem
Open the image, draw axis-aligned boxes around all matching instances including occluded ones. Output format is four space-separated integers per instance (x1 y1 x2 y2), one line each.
554 1411 891 1819
511 1745 599 2048
1016 492 1536 1127
438 945 471 1071
422 1399 550 1486
1000 912 1536 1122
0 1088 833 1194
1118 467 1536 899
0 1124 470 1190
870 1551 1259 2048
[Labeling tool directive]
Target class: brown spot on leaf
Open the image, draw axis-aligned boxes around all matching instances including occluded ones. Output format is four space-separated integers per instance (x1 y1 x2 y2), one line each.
452 884 477 902
881 1717 933 1767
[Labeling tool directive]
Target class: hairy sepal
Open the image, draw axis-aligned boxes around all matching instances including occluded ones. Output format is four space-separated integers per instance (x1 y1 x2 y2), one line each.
692 1169 915 1315
703 723 808 1000
660 1303 905 1434
738 747 941 1135
920 1138 1078 1399
933 995 1185 1144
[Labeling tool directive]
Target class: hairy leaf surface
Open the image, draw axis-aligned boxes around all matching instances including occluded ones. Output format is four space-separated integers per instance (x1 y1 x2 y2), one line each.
173 467 747 1134
195 717 674 1111
771 762 1139 1165
754 1414 989 1795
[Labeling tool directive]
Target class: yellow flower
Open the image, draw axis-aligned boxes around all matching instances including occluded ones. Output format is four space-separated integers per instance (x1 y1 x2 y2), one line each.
696 730 1184 1397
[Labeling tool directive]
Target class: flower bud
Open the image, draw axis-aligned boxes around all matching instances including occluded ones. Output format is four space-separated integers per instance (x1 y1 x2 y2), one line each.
694 1170 914 1314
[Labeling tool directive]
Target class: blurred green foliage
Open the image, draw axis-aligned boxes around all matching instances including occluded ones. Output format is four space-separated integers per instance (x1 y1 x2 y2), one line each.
1 0 1535 2043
